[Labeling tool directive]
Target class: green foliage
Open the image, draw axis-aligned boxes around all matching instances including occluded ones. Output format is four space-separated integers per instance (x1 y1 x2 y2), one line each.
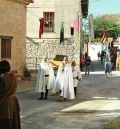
23 65 31 77
94 16 120 38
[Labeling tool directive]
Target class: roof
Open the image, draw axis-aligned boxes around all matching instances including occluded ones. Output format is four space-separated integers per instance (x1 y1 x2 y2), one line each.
81 0 89 18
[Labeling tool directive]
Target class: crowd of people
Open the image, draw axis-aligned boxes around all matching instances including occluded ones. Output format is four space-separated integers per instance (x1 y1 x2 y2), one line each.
0 52 94 128
0 46 119 129
0 53 92 128
1 49 119 128
97 48 120 78
36 54 82 102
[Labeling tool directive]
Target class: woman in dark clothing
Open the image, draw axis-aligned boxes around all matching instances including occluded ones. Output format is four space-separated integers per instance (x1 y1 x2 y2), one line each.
0 60 21 129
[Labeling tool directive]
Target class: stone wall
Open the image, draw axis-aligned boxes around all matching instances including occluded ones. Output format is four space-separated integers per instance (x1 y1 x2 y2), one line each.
26 38 80 70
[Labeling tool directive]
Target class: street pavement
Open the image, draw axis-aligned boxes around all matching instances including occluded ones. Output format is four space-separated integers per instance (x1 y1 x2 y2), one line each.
17 61 120 129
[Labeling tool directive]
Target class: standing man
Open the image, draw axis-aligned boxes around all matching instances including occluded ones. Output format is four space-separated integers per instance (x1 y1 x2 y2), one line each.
35 54 55 100
97 51 101 61
80 55 85 71
101 51 105 64
54 57 75 101
84 54 91 76
71 61 82 97
0 60 21 129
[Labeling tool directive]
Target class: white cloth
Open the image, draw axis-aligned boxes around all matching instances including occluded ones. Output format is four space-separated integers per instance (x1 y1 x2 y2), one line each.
35 61 55 93
54 63 75 100
72 66 82 87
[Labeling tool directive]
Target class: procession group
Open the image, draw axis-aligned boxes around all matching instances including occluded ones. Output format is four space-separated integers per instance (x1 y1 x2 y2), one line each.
35 54 82 102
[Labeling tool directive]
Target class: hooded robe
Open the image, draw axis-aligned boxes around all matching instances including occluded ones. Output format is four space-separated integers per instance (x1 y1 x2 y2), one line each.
54 63 75 100
36 60 55 92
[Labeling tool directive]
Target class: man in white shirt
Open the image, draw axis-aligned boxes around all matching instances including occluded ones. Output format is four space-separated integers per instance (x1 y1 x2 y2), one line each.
71 61 82 96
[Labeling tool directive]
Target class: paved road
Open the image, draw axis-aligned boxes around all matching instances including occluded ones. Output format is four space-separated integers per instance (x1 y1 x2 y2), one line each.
17 61 120 129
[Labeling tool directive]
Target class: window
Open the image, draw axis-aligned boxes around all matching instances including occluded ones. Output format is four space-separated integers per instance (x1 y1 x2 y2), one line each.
43 12 54 32
1 38 11 58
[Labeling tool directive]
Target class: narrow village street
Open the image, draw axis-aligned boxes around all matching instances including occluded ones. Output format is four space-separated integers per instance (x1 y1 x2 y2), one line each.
1 1 120 129
17 61 120 129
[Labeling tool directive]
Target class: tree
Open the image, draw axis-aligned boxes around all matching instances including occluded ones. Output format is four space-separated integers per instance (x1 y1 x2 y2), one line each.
94 15 120 39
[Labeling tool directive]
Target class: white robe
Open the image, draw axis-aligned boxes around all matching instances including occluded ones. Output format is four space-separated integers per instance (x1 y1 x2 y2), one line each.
35 61 55 93
54 64 75 100
72 66 82 87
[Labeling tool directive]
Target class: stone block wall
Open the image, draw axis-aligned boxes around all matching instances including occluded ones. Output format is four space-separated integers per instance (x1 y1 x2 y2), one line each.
26 38 80 70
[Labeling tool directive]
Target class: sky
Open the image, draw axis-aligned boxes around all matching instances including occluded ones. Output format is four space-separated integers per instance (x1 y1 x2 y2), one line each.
89 0 120 17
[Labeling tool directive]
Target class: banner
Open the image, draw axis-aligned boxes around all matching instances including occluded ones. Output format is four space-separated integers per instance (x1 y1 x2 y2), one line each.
60 23 64 44
101 30 107 43
74 19 79 32
39 18 44 38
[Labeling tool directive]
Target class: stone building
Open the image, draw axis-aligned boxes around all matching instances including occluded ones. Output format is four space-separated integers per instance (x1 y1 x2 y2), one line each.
26 0 88 69
0 0 33 73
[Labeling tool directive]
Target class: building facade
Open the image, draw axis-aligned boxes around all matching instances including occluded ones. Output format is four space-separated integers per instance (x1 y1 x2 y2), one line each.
27 0 82 38
0 0 33 73
26 0 88 69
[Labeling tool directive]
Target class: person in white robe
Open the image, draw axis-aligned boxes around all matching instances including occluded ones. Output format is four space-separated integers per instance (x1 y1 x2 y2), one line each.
35 54 55 100
71 61 82 97
54 57 75 101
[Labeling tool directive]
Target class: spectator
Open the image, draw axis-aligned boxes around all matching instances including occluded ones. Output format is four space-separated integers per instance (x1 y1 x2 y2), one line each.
80 55 85 71
0 60 21 129
71 61 82 97
84 55 91 76
104 55 112 78
116 51 120 71
97 51 101 61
